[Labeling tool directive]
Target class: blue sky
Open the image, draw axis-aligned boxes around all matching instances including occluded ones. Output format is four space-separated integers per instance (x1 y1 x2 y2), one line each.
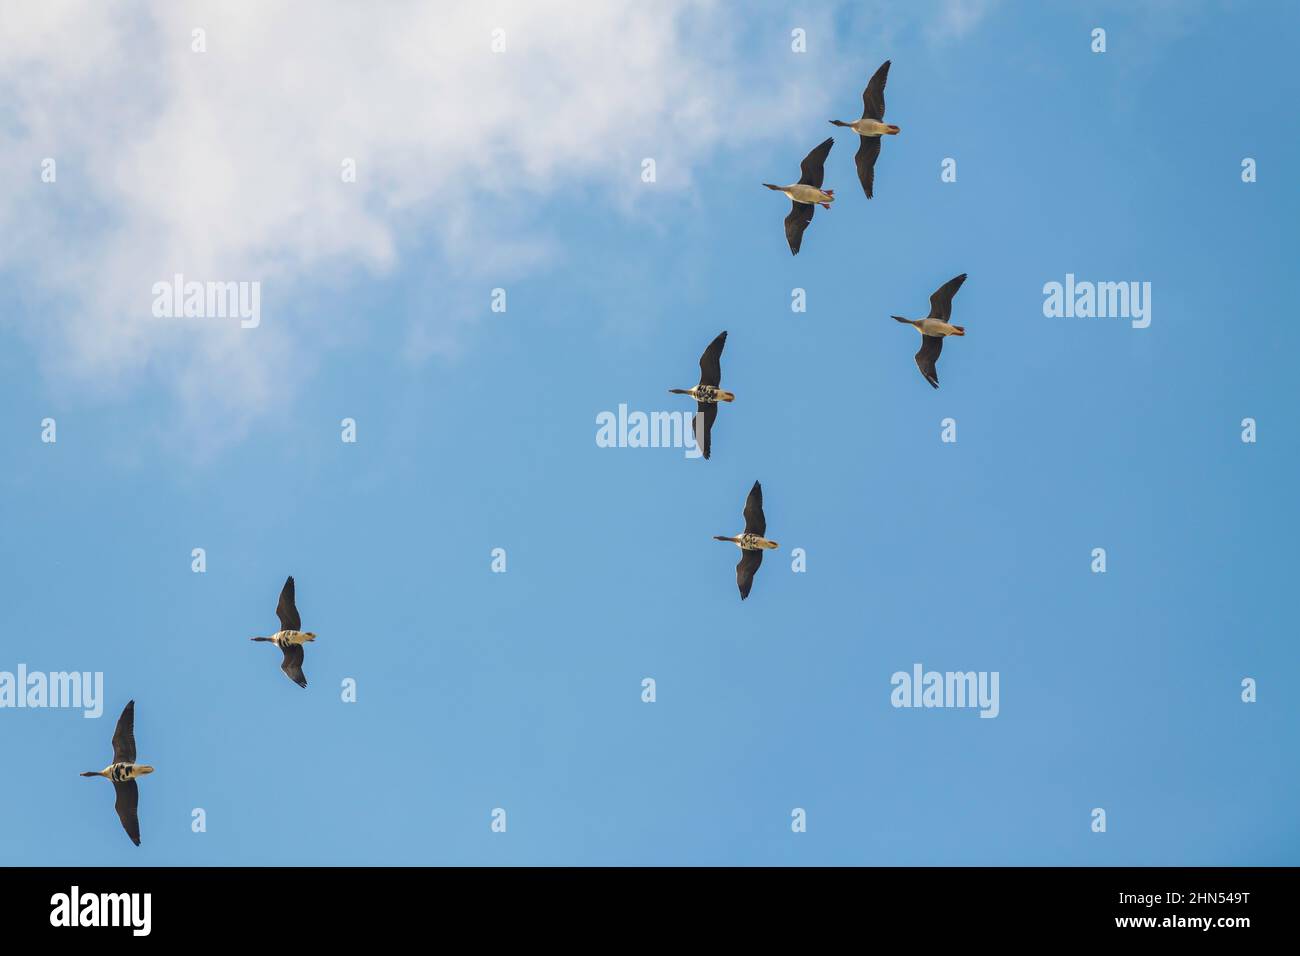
1 1 1297 865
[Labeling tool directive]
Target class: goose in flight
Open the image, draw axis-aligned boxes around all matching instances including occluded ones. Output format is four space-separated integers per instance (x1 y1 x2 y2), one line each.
669 331 733 459
714 481 779 600
763 137 834 255
892 273 968 389
251 576 317 688
80 700 154 846
830 60 899 199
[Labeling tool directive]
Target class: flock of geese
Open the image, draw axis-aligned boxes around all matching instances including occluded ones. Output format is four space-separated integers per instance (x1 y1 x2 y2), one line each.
79 60 965 847
761 60 969 388
763 60 899 251
676 61 969 598
81 577 315 844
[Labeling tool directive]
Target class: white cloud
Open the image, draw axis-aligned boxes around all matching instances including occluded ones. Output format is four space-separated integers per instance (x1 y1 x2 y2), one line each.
930 0 1000 43
0 1 990 447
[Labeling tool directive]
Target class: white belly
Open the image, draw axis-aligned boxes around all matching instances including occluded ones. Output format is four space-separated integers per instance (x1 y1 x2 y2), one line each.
785 183 829 204
275 629 311 645
919 319 958 336
853 118 891 136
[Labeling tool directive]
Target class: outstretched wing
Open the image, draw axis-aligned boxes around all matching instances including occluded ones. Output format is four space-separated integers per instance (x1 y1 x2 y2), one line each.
743 481 766 536
861 60 891 120
928 274 967 321
698 331 727 387
693 402 719 460
736 549 764 600
797 137 834 188
784 201 814 255
280 644 308 688
111 700 136 765
113 779 140 846
915 335 943 389
275 576 301 632
855 136 881 199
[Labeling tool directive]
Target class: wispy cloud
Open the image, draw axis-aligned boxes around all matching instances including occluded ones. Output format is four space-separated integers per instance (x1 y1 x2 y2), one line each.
0 0 991 448
930 0 1001 43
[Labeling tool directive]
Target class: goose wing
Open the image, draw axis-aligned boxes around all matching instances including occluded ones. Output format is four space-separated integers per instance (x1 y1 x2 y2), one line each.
742 480 766 536
928 273 967 321
280 643 308 688
784 201 814 255
698 331 727 387
275 575 301 632
113 779 141 846
855 136 881 199
797 137 834 188
693 402 718 460
111 699 136 764
915 335 943 389
736 549 764 600
861 60 890 120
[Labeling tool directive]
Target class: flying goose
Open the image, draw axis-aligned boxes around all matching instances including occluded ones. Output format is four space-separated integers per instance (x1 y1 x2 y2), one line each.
251 575 316 688
669 331 732 459
763 137 834 255
830 60 899 199
892 273 968 389
80 700 153 846
714 481 779 600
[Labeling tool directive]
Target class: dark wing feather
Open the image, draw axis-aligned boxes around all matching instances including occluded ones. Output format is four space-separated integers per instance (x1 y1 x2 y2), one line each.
855 136 881 199
927 273 967 320
861 60 890 120
280 643 307 688
693 402 718 460
743 481 766 536
915 335 943 389
275 576 301 632
111 700 136 764
784 201 814 255
113 779 140 846
797 137 834 187
736 549 764 600
698 331 727 387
